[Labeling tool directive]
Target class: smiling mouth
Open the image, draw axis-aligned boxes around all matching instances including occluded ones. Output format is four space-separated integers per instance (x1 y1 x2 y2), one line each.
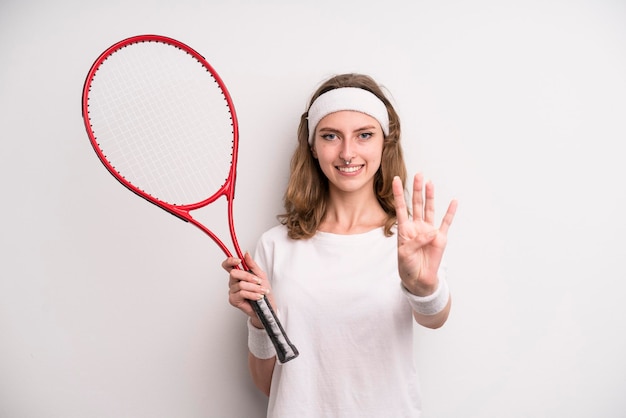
337 165 363 173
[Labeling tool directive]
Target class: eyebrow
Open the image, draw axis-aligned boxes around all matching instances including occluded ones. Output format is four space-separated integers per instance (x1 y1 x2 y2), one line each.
317 124 379 134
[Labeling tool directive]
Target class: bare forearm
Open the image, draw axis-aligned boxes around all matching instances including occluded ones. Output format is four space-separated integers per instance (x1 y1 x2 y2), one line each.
248 352 276 396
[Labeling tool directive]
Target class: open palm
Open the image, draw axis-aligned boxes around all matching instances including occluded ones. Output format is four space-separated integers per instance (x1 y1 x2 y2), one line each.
392 173 457 296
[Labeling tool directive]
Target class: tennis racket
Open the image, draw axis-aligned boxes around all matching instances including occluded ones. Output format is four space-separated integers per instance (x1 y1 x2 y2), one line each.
81 34 298 364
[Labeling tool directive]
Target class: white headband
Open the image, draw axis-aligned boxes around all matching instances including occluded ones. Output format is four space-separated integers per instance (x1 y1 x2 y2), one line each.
307 87 390 144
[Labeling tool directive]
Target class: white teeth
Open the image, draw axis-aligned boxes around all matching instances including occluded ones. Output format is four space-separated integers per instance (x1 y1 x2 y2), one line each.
338 166 361 173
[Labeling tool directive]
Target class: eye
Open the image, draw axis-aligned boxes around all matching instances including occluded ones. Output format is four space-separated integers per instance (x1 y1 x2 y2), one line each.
321 133 338 141
358 132 373 140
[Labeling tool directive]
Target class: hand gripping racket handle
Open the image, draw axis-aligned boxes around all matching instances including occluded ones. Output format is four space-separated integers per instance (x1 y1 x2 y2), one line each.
249 294 299 363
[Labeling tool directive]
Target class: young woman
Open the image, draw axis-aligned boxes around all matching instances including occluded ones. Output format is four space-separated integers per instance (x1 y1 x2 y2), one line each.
222 73 458 417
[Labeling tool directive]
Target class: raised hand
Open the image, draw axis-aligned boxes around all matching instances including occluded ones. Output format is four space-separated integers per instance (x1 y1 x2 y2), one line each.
392 173 457 296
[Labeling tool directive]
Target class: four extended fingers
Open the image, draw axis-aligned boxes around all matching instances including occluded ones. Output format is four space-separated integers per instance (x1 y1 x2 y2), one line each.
400 172 457 233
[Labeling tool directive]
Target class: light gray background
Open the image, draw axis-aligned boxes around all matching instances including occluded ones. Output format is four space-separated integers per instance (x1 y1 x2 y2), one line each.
1 0 625 417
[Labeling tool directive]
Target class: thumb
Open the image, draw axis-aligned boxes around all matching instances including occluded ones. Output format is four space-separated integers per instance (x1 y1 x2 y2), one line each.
243 251 259 274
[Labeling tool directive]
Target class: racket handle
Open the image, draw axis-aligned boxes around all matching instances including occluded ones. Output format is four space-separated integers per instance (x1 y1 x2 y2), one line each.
249 296 299 363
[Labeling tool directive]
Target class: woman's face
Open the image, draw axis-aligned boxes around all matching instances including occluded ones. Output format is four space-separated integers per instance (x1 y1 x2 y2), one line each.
311 110 384 196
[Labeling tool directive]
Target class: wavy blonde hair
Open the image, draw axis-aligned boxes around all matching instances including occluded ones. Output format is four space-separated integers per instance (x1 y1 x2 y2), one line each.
278 73 407 239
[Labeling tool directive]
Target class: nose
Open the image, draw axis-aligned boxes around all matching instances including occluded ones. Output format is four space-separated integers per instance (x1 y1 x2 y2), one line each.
339 138 354 161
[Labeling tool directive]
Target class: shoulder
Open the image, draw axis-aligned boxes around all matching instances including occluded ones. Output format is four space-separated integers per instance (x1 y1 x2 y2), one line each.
256 223 291 250
259 223 289 241
253 224 291 274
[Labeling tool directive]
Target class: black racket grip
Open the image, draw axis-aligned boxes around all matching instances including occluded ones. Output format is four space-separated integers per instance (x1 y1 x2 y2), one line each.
249 295 299 363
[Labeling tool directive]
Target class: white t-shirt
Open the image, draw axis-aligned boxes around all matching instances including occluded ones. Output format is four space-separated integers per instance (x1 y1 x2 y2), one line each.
254 224 422 418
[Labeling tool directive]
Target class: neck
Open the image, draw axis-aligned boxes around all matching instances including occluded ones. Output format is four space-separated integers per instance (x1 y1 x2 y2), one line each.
318 188 387 235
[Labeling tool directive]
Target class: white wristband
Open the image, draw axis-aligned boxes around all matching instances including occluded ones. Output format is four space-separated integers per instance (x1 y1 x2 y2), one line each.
401 277 450 315
247 318 276 359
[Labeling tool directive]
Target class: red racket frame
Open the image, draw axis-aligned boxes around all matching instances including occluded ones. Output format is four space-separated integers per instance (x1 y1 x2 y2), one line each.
81 34 299 363
82 34 243 260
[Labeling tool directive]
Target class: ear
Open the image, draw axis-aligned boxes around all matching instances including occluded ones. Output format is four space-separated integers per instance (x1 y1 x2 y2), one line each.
310 145 318 159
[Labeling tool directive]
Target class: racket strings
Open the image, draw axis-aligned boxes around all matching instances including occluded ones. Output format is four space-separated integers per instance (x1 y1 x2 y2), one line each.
87 41 235 205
